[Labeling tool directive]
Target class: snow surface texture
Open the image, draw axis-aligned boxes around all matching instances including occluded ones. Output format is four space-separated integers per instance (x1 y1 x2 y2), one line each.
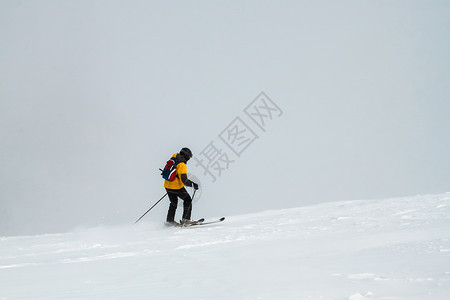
1 193 449 300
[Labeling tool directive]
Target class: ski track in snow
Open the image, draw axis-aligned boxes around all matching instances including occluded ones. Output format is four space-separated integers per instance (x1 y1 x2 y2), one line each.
1 193 450 300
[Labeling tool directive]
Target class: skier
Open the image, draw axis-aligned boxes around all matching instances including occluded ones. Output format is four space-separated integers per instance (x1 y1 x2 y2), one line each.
164 147 199 225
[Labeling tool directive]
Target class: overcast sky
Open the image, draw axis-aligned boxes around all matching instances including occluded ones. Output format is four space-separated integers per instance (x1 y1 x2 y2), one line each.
1 1 449 236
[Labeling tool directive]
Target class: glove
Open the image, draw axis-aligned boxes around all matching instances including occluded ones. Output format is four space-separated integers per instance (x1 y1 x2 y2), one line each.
192 182 199 190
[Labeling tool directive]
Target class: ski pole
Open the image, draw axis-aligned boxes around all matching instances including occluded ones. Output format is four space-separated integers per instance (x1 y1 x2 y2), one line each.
184 188 196 219
135 193 167 224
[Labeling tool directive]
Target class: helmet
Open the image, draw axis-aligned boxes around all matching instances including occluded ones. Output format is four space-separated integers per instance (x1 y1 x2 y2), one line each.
180 147 193 160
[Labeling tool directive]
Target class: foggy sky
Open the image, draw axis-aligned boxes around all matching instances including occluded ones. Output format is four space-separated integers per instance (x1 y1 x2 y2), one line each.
1 1 449 236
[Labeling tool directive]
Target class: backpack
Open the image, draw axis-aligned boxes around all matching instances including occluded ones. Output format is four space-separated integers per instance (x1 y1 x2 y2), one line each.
160 157 178 181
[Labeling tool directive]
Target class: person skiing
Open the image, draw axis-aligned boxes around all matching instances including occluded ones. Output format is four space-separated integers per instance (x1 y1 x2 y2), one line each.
164 147 199 225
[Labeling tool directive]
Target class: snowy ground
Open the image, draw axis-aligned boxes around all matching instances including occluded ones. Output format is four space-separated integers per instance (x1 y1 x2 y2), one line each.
1 193 450 300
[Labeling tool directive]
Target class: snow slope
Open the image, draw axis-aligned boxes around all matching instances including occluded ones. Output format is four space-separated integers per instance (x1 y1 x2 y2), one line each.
1 193 450 300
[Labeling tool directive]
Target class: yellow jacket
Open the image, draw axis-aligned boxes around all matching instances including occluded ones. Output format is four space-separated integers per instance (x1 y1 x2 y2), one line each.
164 153 188 190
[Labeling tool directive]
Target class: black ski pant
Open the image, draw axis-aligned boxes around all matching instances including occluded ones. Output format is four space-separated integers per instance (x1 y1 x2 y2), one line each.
165 187 192 222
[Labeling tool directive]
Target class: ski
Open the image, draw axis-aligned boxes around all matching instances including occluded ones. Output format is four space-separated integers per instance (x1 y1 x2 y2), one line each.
165 218 204 228
165 217 225 228
181 217 225 228
181 218 204 225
